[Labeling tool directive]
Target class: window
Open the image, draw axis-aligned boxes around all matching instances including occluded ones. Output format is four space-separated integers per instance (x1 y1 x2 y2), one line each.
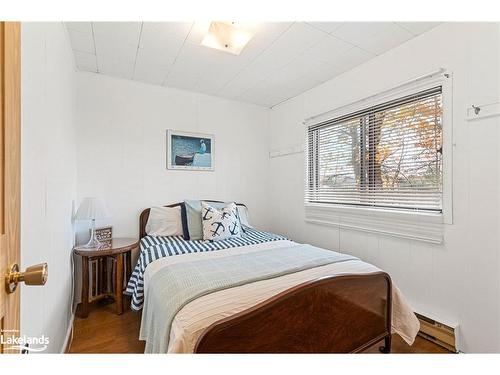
306 87 443 213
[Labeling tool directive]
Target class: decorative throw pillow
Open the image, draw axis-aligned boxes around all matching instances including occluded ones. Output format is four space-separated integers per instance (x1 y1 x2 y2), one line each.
184 200 229 240
201 202 242 241
184 200 244 240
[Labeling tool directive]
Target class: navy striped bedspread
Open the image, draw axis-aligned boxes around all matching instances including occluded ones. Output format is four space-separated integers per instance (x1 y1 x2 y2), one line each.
125 227 287 311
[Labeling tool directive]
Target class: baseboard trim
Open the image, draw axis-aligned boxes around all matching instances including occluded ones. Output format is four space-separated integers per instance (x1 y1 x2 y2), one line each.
62 312 75 353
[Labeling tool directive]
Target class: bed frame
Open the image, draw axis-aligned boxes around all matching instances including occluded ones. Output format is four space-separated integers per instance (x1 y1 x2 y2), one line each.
138 201 392 353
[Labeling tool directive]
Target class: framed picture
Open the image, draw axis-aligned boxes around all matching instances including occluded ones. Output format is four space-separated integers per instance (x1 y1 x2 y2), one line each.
167 130 214 171
94 226 113 248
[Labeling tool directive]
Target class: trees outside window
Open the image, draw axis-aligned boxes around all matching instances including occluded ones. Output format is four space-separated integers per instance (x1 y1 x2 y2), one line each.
307 87 443 212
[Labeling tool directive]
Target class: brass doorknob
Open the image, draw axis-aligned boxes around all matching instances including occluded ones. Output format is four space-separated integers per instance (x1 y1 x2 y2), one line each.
5 263 48 293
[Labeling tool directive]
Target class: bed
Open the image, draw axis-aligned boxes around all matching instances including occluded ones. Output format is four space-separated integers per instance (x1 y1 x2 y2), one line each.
125 201 419 354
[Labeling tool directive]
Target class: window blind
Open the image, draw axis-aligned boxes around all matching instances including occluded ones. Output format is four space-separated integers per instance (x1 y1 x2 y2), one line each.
306 86 443 213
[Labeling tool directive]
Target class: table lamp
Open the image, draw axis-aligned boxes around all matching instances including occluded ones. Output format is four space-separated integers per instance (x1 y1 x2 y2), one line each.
75 197 110 249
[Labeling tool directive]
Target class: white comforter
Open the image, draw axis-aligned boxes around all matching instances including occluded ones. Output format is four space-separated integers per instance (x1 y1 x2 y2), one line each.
143 240 420 353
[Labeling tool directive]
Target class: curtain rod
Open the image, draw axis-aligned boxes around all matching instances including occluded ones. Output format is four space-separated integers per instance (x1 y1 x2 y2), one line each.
303 67 446 125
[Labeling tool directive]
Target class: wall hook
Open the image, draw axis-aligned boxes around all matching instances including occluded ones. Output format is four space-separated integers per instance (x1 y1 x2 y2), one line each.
472 105 481 115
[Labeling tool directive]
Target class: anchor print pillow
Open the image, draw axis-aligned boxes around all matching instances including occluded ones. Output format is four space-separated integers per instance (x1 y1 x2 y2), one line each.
201 202 242 241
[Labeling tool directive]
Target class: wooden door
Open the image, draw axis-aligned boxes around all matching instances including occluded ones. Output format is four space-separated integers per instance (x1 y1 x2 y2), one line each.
0 22 21 354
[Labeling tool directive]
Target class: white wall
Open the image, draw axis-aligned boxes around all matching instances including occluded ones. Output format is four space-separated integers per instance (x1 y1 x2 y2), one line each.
268 23 500 353
75 73 270 240
21 22 78 353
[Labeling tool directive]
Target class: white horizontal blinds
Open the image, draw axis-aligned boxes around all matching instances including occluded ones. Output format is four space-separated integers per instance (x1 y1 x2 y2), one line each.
306 86 443 212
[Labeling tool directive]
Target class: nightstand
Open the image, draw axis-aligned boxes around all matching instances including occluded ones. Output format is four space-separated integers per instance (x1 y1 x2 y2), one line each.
74 237 138 318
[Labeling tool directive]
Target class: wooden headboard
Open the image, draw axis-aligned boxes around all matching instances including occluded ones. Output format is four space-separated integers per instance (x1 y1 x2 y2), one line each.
139 200 248 239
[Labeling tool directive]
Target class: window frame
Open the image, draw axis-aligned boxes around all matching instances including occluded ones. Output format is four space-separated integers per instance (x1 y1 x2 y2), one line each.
304 72 453 237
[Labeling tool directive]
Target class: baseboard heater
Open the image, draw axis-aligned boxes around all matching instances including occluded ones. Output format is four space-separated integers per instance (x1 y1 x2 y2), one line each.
416 313 458 352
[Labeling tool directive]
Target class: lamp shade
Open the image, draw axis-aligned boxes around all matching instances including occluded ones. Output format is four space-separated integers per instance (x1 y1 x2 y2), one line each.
75 197 110 220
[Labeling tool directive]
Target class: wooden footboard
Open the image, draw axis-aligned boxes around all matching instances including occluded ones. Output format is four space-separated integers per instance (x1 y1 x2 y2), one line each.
194 272 392 353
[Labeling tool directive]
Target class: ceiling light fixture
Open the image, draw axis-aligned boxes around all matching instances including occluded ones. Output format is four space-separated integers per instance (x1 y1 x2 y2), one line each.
201 22 253 55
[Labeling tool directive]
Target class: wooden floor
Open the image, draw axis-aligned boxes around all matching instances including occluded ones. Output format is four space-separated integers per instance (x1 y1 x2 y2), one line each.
69 299 451 354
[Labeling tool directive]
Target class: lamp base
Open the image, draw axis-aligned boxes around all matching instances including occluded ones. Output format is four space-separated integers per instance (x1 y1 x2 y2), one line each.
75 224 103 250
75 237 103 250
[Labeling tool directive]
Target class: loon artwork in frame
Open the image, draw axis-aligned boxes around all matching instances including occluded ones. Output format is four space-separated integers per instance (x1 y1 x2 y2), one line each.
167 130 215 171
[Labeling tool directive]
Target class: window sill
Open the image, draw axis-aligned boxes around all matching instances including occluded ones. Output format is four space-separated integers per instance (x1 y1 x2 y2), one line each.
304 203 445 244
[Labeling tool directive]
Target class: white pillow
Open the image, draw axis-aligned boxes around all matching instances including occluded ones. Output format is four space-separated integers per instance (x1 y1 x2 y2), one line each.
237 205 252 228
145 206 183 237
201 202 242 241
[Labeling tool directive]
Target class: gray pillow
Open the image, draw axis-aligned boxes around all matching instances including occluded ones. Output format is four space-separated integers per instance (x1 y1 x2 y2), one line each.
184 200 229 240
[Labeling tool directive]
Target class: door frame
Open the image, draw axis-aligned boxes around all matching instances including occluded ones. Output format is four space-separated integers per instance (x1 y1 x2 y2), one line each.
0 21 21 354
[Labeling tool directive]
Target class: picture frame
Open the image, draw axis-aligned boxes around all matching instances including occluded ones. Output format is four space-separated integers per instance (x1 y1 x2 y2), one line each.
167 130 214 171
93 226 113 248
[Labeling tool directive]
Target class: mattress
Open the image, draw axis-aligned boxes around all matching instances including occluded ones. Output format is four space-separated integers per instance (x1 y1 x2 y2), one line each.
125 227 287 310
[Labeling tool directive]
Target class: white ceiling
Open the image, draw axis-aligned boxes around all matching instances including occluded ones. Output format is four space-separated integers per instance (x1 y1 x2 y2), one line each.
65 22 440 107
